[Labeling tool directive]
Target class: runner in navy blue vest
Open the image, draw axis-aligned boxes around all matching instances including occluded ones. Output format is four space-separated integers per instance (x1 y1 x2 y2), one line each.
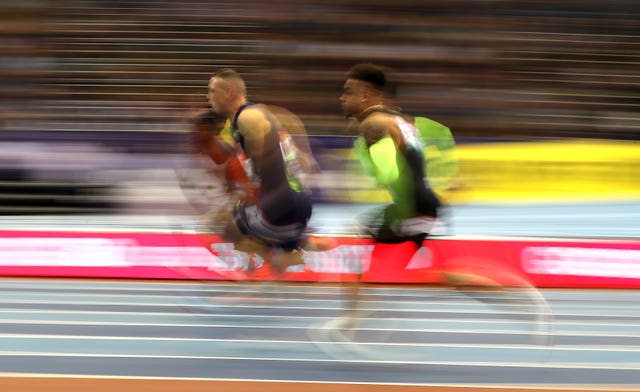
206 68 313 273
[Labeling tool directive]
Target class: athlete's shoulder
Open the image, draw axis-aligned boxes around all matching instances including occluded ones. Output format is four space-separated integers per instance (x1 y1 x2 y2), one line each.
266 105 307 136
236 104 271 131
359 111 398 147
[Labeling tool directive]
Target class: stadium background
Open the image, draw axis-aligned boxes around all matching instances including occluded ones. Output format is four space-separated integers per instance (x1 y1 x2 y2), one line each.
0 0 638 211
0 5 639 389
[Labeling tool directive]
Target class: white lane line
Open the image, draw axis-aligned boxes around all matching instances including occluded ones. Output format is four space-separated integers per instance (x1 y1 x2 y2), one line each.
0 313 629 330
0 281 638 304
0 299 557 316
0 318 552 332
0 281 508 295
0 281 349 292
1 278 638 294
0 309 560 322
0 302 637 324
0 309 429 318
0 350 637 370
3 318 639 339
0 288 562 306
0 293 560 312
0 333 636 352
1 298 638 319
1 284 499 299
1 308 636 329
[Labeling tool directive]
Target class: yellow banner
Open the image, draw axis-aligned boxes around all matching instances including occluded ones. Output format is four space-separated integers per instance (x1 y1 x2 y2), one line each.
332 140 640 204
453 140 640 203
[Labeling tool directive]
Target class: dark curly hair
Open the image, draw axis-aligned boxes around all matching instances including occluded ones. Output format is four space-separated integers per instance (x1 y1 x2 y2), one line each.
347 63 387 92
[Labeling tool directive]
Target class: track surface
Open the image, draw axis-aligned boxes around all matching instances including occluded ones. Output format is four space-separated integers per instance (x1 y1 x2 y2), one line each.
1 201 638 390
0 278 638 391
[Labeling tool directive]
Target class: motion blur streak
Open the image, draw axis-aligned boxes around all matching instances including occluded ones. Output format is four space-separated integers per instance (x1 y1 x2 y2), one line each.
1 1 638 215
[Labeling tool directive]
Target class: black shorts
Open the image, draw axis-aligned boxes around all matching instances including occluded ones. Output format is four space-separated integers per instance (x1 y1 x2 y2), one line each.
357 204 436 245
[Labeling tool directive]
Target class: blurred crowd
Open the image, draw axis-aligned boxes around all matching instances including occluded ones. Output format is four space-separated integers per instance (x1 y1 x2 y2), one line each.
2 0 639 151
0 1 638 213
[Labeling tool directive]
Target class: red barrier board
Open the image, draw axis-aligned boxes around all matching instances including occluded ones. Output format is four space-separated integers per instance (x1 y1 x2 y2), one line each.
0 230 638 288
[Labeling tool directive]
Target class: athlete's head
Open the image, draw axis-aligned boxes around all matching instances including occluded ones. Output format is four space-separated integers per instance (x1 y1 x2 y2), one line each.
194 110 227 137
208 68 247 117
340 63 387 118
193 110 235 165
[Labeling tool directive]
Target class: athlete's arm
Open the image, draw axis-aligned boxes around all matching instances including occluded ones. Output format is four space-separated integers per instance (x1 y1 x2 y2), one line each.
368 137 399 185
235 106 271 166
359 116 400 186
